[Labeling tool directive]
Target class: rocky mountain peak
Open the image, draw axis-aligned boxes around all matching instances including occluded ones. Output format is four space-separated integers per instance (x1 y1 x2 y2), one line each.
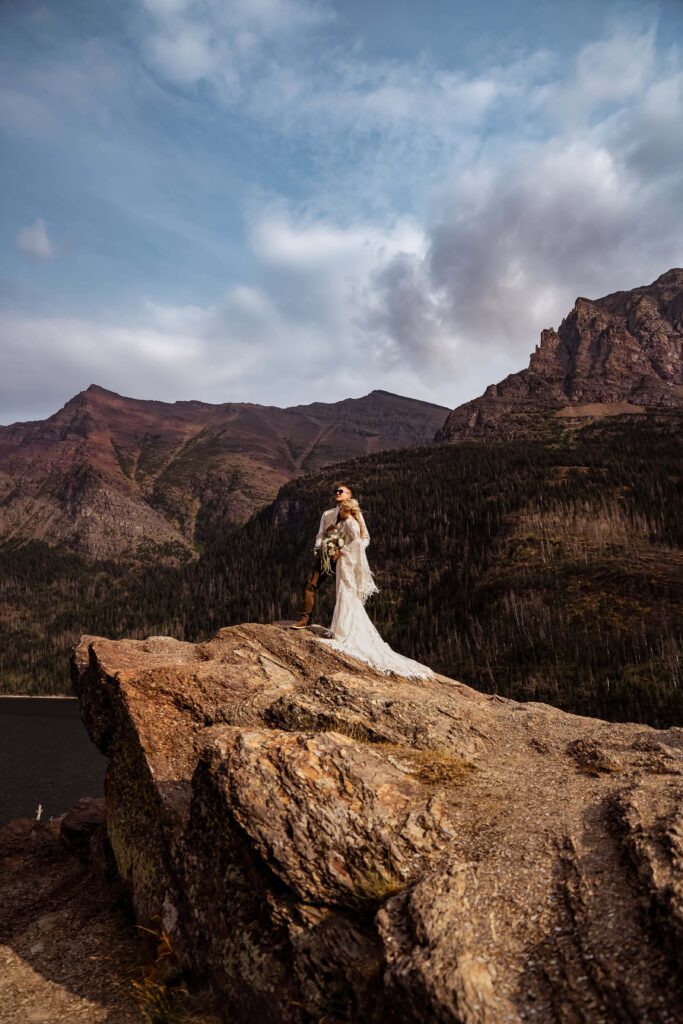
439 268 683 441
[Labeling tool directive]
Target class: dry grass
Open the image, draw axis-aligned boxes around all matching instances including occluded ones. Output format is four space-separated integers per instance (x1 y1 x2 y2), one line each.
128 918 220 1024
375 743 478 786
350 866 407 904
575 760 623 778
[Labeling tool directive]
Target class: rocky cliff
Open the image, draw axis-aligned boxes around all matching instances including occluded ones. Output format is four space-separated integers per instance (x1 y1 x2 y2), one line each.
71 623 683 1023
439 268 683 440
0 387 447 560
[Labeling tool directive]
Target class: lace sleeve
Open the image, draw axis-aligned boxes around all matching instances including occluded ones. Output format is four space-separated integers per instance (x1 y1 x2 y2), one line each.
339 518 362 560
339 518 379 603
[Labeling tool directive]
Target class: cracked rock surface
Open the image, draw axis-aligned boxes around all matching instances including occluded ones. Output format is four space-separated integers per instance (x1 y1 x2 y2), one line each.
70 623 683 1023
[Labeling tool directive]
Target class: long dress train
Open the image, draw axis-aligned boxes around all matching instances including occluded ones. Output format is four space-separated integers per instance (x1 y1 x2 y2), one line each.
318 517 434 680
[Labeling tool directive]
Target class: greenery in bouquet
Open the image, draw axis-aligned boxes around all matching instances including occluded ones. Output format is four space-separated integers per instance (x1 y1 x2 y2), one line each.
321 527 345 574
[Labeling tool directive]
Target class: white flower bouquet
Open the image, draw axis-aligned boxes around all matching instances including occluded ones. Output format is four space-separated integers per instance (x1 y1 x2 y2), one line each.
320 527 345 574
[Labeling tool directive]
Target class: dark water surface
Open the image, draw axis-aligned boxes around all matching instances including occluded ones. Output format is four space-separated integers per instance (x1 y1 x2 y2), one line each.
0 698 106 824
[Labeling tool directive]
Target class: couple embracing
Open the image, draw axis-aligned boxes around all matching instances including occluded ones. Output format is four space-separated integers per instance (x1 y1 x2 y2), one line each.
292 482 433 680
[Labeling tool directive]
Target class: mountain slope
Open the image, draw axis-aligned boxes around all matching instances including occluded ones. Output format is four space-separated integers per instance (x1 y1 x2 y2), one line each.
439 267 683 440
3 413 681 727
0 385 448 560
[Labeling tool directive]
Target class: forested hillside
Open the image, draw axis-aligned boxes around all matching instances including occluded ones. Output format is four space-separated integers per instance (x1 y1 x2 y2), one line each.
1 413 681 727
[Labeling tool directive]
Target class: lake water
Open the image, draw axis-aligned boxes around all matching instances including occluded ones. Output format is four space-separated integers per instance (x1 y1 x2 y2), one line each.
0 698 106 824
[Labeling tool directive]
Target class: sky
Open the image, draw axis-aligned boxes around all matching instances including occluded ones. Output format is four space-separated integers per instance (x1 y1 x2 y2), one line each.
1 0 682 424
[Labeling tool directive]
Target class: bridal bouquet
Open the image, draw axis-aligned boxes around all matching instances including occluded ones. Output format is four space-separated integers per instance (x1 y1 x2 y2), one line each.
320 527 345 574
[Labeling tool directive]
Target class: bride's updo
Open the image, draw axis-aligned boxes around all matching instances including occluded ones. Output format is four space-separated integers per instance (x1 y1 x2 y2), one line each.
339 498 367 537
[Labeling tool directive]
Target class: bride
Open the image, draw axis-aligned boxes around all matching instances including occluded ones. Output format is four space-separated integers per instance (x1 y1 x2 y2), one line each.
318 498 434 680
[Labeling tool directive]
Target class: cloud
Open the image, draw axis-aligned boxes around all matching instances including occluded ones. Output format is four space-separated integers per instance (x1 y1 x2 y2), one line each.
132 0 551 135
2 11 682 424
363 252 450 369
0 209 447 422
135 0 331 97
15 218 57 262
364 26 683 377
547 24 657 120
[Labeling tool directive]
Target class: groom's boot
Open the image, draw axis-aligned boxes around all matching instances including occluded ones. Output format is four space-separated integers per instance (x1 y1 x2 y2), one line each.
291 560 320 628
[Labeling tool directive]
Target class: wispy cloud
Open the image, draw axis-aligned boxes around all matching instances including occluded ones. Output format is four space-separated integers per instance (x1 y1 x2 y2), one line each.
135 0 332 97
15 218 57 262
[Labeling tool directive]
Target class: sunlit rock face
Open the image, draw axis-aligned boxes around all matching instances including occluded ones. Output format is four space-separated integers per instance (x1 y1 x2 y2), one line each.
71 622 683 1023
438 268 683 440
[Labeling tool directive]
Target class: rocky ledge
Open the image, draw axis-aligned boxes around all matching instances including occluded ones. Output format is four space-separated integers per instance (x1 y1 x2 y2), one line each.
70 623 683 1023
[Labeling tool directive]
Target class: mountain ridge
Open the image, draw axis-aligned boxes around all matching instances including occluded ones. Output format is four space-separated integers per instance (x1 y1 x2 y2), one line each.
1 383 444 429
0 386 448 560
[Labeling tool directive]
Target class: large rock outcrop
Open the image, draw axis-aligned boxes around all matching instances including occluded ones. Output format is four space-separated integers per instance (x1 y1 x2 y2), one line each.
439 268 683 440
70 623 683 1023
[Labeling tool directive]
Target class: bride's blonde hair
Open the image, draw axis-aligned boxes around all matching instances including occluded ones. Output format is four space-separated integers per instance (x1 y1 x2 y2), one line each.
339 497 367 537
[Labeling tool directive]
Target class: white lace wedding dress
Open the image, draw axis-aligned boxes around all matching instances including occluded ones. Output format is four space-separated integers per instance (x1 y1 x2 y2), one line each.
318 516 434 680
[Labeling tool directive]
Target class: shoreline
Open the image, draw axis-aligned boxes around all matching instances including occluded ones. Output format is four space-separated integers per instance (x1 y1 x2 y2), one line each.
0 694 76 700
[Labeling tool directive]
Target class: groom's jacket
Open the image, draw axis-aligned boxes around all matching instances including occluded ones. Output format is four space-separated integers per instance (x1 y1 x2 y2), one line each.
314 507 369 554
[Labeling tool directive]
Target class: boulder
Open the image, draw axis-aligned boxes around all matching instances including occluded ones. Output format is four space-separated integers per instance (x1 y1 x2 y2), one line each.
70 623 683 1022
59 795 105 856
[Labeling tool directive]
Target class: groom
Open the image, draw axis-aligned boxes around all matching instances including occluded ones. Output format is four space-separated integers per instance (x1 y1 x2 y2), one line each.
291 482 364 629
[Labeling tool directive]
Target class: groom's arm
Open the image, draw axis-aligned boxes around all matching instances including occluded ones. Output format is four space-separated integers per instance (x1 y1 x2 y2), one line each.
314 511 327 553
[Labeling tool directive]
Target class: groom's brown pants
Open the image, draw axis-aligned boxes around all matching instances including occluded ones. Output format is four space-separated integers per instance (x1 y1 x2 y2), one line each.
299 553 334 623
